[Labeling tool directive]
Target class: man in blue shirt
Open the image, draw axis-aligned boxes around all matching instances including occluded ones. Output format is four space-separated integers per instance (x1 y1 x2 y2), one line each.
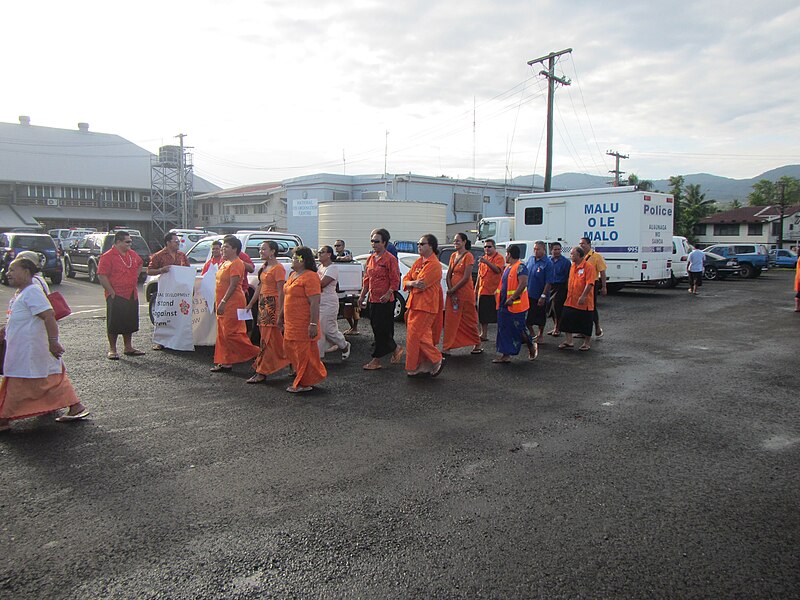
524 240 554 343
548 241 571 336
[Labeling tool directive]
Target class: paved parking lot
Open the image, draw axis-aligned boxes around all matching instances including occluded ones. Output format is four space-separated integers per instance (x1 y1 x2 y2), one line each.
1 270 798 598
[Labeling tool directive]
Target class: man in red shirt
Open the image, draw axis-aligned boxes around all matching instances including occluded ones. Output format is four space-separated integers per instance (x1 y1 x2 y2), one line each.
97 231 145 360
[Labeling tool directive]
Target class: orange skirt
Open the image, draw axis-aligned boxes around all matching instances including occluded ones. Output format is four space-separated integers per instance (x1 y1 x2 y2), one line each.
405 309 443 372
214 312 259 365
443 290 480 350
284 339 327 388
253 325 290 375
0 368 80 420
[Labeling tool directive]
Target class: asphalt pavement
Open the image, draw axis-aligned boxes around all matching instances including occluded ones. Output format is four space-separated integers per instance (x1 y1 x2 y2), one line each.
1 270 798 598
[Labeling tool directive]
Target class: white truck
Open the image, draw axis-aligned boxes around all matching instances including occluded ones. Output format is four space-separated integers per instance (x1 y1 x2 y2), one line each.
477 187 674 290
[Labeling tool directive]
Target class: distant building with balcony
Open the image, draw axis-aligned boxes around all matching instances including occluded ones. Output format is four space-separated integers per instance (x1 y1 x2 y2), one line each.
193 182 287 233
694 204 800 249
0 117 219 245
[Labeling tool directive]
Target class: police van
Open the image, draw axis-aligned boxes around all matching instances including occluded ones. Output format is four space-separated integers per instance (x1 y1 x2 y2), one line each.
510 187 674 290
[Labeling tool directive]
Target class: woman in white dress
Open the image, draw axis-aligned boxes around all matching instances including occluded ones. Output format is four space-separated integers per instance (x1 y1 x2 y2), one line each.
316 246 351 360
0 257 88 432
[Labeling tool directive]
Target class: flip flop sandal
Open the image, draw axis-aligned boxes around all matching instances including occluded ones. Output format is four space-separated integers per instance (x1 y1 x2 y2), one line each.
210 365 233 372
431 360 445 377
246 375 266 384
55 410 90 422
107 352 120 360
123 349 146 356
558 342 574 350
390 346 405 364
286 385 313 393
579 345 591 351
471 348 484 354
492 358 511 364
363 363 383 370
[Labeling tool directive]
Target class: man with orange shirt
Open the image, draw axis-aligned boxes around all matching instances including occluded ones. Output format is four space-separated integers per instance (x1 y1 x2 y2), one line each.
475 238 505 342
201 239 255 297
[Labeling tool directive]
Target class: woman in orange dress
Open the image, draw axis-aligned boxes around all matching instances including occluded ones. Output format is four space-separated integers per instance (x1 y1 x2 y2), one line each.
245 241 290 383
0 258 89 432
443 232 482 354
558 246 597 351
211 235 259 372
283 246 327 393
795 256 800 312
402 234 445 377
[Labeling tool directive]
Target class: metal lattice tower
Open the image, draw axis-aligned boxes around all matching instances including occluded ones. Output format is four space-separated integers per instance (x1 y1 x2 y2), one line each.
150 136 194 238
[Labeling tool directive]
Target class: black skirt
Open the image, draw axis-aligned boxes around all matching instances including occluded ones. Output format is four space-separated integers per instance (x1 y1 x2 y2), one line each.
478 295 498 324
559 306 593 337
107 294 140 335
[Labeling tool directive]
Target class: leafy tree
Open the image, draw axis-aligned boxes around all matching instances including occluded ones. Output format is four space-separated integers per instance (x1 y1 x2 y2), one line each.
627 173 653 191
730 199 742 209
748 176 800 206
669 175 685 235
682 184 717 240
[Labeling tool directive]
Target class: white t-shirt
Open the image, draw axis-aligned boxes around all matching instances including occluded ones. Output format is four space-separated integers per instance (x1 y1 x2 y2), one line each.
318 264 340 310
4 284 63 378
687 249 705 273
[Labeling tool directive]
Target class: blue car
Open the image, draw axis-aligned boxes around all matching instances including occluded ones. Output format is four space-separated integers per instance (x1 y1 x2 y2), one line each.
0 232 63 285
768 248 798 268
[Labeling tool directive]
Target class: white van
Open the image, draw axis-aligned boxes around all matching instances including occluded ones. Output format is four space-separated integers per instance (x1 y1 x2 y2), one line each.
48 228 96 249
169 228 218 253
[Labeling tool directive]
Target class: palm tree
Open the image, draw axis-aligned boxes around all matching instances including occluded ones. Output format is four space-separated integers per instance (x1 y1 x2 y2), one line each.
681 184 717 239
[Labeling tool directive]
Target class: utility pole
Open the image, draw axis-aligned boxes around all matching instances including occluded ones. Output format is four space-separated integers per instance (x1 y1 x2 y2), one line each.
777 180 787 249
176 133 187 228
528 48 572 192
606 149 628 186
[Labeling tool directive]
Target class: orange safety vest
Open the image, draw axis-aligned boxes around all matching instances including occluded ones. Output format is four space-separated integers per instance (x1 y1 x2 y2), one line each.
496 263 530 313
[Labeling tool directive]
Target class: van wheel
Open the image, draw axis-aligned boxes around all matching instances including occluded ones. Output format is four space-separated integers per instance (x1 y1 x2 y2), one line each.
704 266 718 280
739 263 754 278
88 262 99 283
606 283 625 294
656 274 677 289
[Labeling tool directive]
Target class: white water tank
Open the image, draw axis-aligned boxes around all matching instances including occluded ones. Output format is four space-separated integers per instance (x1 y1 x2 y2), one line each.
318 200 447 256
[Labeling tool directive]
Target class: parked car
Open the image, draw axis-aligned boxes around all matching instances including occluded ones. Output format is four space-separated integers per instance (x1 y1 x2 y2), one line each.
48 227 96 251
0 232 63 285
768 248 798 268
702 252 740 281
64 232 151 283
169 228 218 253
703 243 769 278
354 252 449 322
657 235 692 288
437 245 485 284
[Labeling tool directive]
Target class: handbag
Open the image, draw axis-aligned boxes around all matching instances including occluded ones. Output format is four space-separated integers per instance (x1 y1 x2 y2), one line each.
36 279 71 320
47 291 71 320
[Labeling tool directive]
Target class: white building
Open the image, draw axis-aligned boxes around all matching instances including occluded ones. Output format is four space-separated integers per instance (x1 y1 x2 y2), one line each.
0 117 219 244
694 204 800 249
193 182 286 233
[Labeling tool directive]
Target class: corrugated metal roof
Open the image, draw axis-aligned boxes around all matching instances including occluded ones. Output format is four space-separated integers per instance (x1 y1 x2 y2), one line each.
12 205 152 223
0 121 219 193
700 205 800 224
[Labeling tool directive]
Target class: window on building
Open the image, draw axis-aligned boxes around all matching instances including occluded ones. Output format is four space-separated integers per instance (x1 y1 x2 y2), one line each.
747 223 763 236
713 224 739 236
202 203 214 216
255 204 268 214
771 222 781 235
234 205 248 215
693 224 707 236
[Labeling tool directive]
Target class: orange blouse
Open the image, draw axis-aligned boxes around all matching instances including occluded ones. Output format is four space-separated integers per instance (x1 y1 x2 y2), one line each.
564 260 597 311
476 252 505 296
215 258 247 306
283 270 321 341
448 251 475 299
403 255 443 314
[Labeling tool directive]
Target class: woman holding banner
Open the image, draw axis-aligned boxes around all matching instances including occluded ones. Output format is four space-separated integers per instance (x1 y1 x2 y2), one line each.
245 241 290 383
211 235 259 372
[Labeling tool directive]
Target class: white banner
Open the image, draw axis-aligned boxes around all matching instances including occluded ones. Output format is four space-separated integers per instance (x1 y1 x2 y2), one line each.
192 277 217 346
152 266 196 351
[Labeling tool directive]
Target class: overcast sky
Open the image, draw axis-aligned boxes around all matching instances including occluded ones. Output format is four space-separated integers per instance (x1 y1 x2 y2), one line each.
3 0 799 188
